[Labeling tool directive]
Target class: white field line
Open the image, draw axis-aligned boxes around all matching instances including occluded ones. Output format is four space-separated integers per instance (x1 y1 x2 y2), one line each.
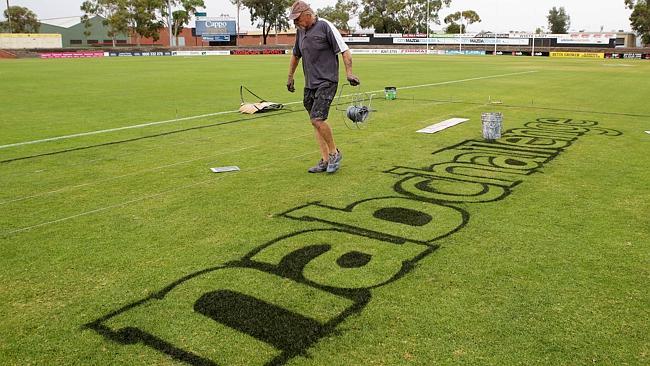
3 99 461 205
394 70 537 91
0 71 537 150
0 110 240 150
1 132 311 206
1 118 252 181
1 100 475 237
0 146 256 206
2 150 317 237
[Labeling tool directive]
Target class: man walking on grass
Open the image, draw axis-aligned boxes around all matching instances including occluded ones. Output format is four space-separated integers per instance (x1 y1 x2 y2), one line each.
286 0 360 173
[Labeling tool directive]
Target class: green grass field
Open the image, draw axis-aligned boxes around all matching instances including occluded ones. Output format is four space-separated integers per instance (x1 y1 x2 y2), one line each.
1 54 649 365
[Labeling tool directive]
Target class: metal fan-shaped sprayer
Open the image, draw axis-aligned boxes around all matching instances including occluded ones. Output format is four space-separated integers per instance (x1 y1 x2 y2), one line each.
336 84 375 129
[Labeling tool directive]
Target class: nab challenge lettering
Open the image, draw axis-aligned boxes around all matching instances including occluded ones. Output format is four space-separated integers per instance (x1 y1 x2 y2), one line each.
87 118 621 365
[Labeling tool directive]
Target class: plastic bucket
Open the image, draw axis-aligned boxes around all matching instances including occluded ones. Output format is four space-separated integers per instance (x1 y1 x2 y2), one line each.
384 86 397 100
481 112 503 140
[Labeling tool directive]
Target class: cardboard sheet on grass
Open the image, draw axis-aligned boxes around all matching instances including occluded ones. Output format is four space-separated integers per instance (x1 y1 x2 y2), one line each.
417 118 469 134
210 166 240 173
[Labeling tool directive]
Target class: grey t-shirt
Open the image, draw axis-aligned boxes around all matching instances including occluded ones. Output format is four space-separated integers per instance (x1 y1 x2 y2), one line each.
293 18 350 89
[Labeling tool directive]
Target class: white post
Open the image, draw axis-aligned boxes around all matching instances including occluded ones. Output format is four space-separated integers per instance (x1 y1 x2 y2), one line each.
532 32 535 56
426 0 429 53
494 1 498 55
459 11 462 52
167 0 173 47
5 0 12 34
236 0 240 46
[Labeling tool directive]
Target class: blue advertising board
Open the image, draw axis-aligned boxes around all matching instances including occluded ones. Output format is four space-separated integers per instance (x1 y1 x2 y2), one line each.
202 35 231 42
195 19 236 36
107 51 172 57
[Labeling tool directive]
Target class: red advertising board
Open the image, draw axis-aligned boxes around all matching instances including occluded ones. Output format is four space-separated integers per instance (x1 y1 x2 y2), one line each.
40 52 105 59
230 49 286 55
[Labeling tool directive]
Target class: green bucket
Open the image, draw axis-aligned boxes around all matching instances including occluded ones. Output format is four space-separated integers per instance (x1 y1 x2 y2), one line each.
384 86 397 100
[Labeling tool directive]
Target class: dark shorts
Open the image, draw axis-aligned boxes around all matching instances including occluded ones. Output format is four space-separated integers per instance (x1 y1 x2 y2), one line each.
303 82 338 121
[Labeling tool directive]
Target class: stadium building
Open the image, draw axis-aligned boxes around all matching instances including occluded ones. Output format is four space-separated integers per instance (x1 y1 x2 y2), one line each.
2 12 642 55
39 16 128 47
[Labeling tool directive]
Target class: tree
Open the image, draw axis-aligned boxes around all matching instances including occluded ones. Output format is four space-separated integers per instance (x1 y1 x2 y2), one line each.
625 0 650 45
547 6 570 34
359 0 450 34
395 0 446 34
129 0 164 45
445 23 461 34
444 10 480 34
81 0 204 47
0 6 40 33
81 0 131 47
240 0 291 45
358 0 401 33
166 0 204 47
317 0 358 34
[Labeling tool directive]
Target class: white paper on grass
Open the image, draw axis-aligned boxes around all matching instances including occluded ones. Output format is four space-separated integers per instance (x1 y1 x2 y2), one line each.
646 131 650 134
210 166 240 173
417 118 469 134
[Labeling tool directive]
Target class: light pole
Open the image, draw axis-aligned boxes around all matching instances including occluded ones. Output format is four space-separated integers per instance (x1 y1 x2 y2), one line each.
236 0 240 46
532 26 545 56
532 31 535 56
426 0 429 53
494 1 498 55
5 0 12 34
459 10 463 53
167 0 173 47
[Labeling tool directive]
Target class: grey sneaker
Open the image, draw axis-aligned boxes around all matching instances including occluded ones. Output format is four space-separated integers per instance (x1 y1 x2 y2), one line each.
308 159 328 173
326 149 342 173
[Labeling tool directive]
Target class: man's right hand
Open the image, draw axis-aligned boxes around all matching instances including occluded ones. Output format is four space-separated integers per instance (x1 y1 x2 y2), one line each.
347 74 360 86
287 76 295 92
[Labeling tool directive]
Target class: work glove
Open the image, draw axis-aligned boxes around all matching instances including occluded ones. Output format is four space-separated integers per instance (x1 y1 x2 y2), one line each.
287 76 295 92
347 74 360 86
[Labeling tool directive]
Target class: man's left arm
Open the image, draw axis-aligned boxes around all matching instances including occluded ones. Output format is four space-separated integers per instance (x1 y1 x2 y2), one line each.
341 50 360 86
322 19 360 86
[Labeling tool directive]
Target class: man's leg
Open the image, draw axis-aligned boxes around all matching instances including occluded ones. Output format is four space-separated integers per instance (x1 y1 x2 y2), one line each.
307 83 342 173
312 119 342 173
312 119 336 160
313 125 329 161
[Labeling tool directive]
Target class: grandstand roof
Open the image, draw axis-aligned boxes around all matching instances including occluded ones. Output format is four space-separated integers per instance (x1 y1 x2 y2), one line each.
39 16 84 29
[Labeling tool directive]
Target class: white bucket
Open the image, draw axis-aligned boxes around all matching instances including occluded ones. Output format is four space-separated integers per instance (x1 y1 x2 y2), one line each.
481 112 503 140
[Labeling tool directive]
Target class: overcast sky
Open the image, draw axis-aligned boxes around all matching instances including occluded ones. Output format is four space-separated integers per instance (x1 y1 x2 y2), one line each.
4 0 633 33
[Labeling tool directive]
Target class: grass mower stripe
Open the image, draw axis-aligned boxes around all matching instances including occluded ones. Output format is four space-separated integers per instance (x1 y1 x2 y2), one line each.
0 71 536 150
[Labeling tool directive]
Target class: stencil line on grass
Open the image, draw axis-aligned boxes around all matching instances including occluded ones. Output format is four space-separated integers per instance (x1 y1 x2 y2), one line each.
2 104 477 236
1 150 317 237
1 102 469 206
0 110 239 150
0 146 256 206
0 110 297 164
0 133 311 206
405 98 650 119
0 71 537 150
